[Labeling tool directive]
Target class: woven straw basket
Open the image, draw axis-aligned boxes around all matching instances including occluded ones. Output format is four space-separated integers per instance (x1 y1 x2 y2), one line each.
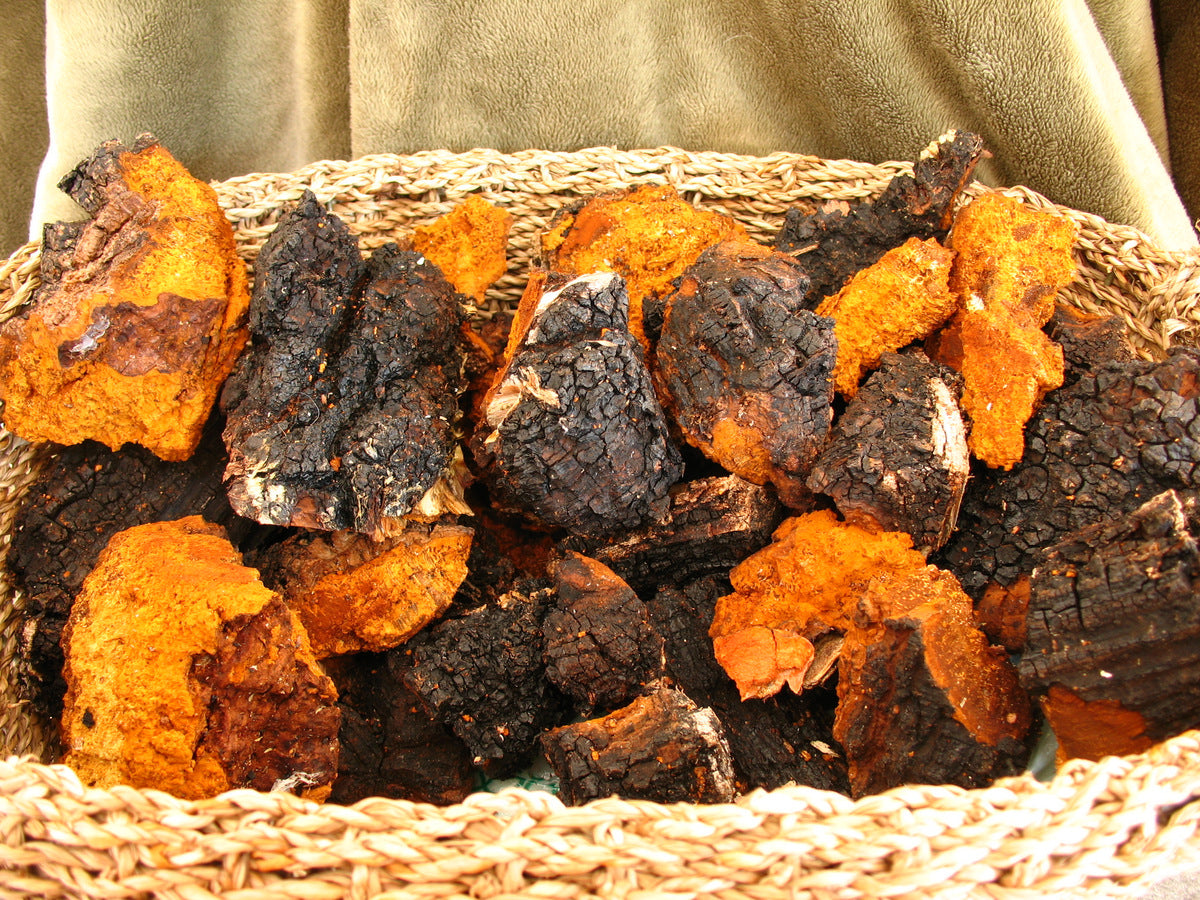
2 145 1200 899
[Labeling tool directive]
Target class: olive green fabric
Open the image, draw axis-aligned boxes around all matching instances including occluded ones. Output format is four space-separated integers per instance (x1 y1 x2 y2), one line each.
6 0 1198 256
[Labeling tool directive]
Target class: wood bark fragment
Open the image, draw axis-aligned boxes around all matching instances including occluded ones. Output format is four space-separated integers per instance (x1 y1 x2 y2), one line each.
1019 490 1200 763
834 566 1031 796
0 135 251 460
807 351 969 553
60 517 339 800
540 681 735 805
221 192 469 535
774 131 985 307
655 240 837 507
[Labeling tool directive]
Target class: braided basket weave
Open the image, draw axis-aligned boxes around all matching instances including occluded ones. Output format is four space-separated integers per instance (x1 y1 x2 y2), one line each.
2 146 1200 899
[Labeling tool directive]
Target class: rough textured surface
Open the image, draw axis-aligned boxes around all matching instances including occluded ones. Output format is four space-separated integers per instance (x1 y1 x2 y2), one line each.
560 474 783 596
1019 490 1200 763
542 552 664 714
928 192 1076 469
710 510 928 700
807 352 969 553
8 418 255 728
222 191 468 535
834 566 1031 796
60 517 339 800
656 240 837 507
934 349 1200 600
815 237 957 398
254 521 473 657
540 682 735 805
326 652 474 806
1046 305 1136 387
540 183 747 348
403 583 570 776
774 131 984 307
648 576 850 795
0 136 250 460
475 272 682 535
411 195 512 302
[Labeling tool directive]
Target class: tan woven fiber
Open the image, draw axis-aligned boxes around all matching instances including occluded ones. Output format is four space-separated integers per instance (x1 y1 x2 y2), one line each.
1 145 1199 899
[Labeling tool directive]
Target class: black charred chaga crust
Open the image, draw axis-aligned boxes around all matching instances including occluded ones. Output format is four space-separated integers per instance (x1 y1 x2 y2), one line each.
475 273 682 536
1047 305 1136 387
561 475 784 596
326 653 474 806
807 352 969 554
655 242 837 508
647 576 850 795
935 349 1200 599
542 552 664 714
402 582 570 776
221 191 467 534
775 131 985 307
540 681 736 805
1019 491 1200 742
836 615 1029 796
8 418 251 727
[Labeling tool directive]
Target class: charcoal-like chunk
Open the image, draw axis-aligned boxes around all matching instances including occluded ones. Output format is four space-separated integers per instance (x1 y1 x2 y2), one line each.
542 552 664 714
476 272 682 535
541 682 735 805
1019 491 1200 763
222 191 468 535
8 419 255 728
1047 305 1136 387
807 352 969 553
403 583 569 775
656 241 836 508
775 131 985 307
561 474 783 596
935 348 1200 599
326 653 474 806
648 576 850 795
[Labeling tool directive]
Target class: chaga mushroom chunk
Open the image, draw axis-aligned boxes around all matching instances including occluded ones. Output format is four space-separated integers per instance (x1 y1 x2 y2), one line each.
542 552 664 714
326 652 474 806
540 682 735 805
815 236 957 398
411 195 513 303
253 520 474 658
807 352 969 553
774 131 985 307
475 272 683 536
1047 305 1135 387
8 419 254 727
222 192 468 535
834 566 1031 796
560 474 783 596
648 576 850 795
656 240 837 508
540 183 747 348
928 192 1077 469
709 509 928 700
934 348 1200 600
60 517 339 801
1019 490 1200 763
403 583 570 776
0 135 251 461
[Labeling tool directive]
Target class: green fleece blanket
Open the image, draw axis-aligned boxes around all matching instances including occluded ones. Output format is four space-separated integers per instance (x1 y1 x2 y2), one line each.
2 0 1197 255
